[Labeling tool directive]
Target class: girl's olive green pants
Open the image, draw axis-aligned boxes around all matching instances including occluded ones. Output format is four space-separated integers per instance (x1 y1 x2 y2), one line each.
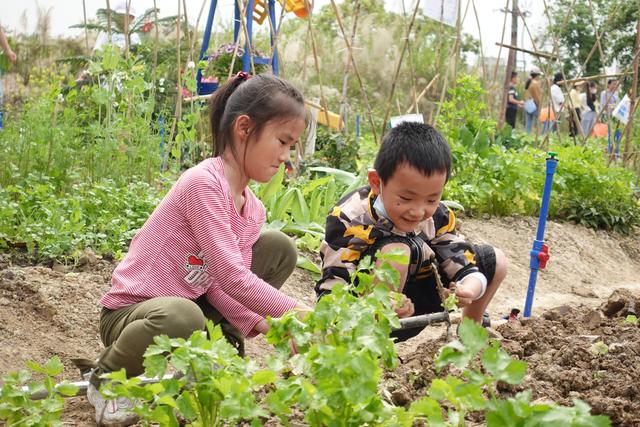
95 230 296 379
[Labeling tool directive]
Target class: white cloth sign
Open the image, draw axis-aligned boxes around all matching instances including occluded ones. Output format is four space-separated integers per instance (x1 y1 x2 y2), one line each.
612 94 631 125
423 0 458 27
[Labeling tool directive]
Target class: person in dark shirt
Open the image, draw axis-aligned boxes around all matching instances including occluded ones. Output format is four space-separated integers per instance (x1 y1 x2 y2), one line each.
506 71 524 130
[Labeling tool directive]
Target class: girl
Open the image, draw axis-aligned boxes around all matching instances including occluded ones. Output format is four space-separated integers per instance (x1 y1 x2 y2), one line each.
523 68 543 134
88 72 310 425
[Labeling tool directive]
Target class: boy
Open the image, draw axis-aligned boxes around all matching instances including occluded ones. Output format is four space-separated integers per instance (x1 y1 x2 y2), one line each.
316 122 507 341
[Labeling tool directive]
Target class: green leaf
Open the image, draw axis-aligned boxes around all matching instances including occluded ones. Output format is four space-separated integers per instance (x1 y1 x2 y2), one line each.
44 357 64 377
55 383 79 397
259 164 285 203
458 317 488 354
296 255 321 276
251 369 277 385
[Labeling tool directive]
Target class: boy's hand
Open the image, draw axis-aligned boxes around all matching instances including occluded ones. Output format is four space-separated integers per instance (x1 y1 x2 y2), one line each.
447 277 483 307
393 293 415 318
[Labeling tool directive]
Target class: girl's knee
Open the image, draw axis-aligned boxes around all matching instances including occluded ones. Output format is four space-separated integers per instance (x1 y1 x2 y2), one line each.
257 230 297 273
149 298 206 338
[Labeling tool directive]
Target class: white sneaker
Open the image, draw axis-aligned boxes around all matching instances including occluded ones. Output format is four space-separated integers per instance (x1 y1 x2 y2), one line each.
86 382 139 426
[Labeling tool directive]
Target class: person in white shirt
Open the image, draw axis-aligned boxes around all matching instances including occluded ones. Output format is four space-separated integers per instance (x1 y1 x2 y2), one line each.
543 72 565 134
93 1 141 53
599 79 619 119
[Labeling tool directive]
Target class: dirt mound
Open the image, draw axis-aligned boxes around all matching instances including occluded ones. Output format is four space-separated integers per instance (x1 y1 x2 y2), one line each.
0 217 639 425
385 290 640 426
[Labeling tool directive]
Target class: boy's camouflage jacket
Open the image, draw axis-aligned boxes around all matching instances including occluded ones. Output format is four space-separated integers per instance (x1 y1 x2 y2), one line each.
316 186 480 295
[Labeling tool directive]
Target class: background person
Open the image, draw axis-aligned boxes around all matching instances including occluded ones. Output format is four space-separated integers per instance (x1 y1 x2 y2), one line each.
523 67 543 134
0 23 17 129
581 82 597 137
505 71 524 130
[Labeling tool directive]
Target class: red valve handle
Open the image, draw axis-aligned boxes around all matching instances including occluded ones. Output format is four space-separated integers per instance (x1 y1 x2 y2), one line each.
538 243 550 269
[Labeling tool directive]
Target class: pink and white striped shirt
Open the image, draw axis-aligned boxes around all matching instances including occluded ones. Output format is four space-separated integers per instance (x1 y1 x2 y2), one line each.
101 157 298 336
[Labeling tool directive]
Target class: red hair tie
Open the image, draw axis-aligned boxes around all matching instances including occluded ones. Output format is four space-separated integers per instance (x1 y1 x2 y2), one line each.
236 71 250 81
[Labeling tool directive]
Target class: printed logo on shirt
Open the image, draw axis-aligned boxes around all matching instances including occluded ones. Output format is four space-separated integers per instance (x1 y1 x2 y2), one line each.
184 251 209 287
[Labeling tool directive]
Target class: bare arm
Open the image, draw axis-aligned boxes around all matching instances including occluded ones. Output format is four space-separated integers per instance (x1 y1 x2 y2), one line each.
0 28 16 64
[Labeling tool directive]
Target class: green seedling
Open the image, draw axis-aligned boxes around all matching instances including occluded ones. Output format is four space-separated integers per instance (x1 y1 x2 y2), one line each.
624 314 638 325
590 341 609 356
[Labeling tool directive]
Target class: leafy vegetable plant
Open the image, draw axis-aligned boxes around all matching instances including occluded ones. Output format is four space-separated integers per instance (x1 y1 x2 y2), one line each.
0 356 79 426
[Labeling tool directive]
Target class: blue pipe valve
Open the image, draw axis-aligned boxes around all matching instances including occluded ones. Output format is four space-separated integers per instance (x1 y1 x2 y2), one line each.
523 151 558 318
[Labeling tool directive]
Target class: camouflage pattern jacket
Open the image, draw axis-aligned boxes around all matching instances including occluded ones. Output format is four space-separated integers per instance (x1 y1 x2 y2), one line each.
316 186 480 295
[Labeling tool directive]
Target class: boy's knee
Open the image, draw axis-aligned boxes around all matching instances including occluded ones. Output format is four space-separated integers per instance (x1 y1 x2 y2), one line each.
151 298 206 338
492 247 508 283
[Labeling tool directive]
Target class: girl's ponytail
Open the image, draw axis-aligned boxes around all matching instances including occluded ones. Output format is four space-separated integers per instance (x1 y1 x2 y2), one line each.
209 72 250 156
525 77 532 90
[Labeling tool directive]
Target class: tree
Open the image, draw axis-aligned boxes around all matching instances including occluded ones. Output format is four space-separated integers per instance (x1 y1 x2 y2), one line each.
545 0 638 79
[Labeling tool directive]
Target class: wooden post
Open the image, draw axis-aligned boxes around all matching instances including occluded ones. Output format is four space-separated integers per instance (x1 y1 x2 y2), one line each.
124 0 130 60
498 0 517 129
623 18 640 165
82 0 89 55
106 0 112 43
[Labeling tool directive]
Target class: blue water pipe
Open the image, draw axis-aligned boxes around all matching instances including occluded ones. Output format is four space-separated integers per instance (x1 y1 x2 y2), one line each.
159 116 166 173
355 114 361 140
523 152 558 318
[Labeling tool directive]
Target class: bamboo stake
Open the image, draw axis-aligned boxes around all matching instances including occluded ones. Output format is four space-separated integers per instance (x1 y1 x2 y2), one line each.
434 0 469 121
405 74 439 114
182 0 192 62
152 0 159 92
470 0 487 87
587 0 606 74
558 72 633 85
339 0 360 133
428 0 447 125
488 0 510 112
228 0 250 79
302 0 330 128
494 43 557 60
330 0 378 144
231 0 256 76
623 18 639 165
400 0 419 114
264 0 287 76
82 0 89 55
380 0 421 139
168 0 183 144
451 0 463 89
190 0 208 57
491 0 509 84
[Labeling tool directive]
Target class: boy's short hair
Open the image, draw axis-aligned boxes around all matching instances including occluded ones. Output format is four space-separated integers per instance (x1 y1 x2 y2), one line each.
374 122 451 183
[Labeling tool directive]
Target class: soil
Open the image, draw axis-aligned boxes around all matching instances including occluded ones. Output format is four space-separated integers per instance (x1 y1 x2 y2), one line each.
1 216 639 426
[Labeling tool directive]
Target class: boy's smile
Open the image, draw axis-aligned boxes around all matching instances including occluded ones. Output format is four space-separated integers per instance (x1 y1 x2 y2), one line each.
368 163 447 232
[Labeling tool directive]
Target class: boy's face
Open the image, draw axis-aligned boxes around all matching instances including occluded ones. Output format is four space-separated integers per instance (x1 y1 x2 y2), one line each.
368 163 447 232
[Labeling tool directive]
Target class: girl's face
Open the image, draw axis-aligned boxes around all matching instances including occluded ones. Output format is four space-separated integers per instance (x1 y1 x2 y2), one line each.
241 116 306 183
